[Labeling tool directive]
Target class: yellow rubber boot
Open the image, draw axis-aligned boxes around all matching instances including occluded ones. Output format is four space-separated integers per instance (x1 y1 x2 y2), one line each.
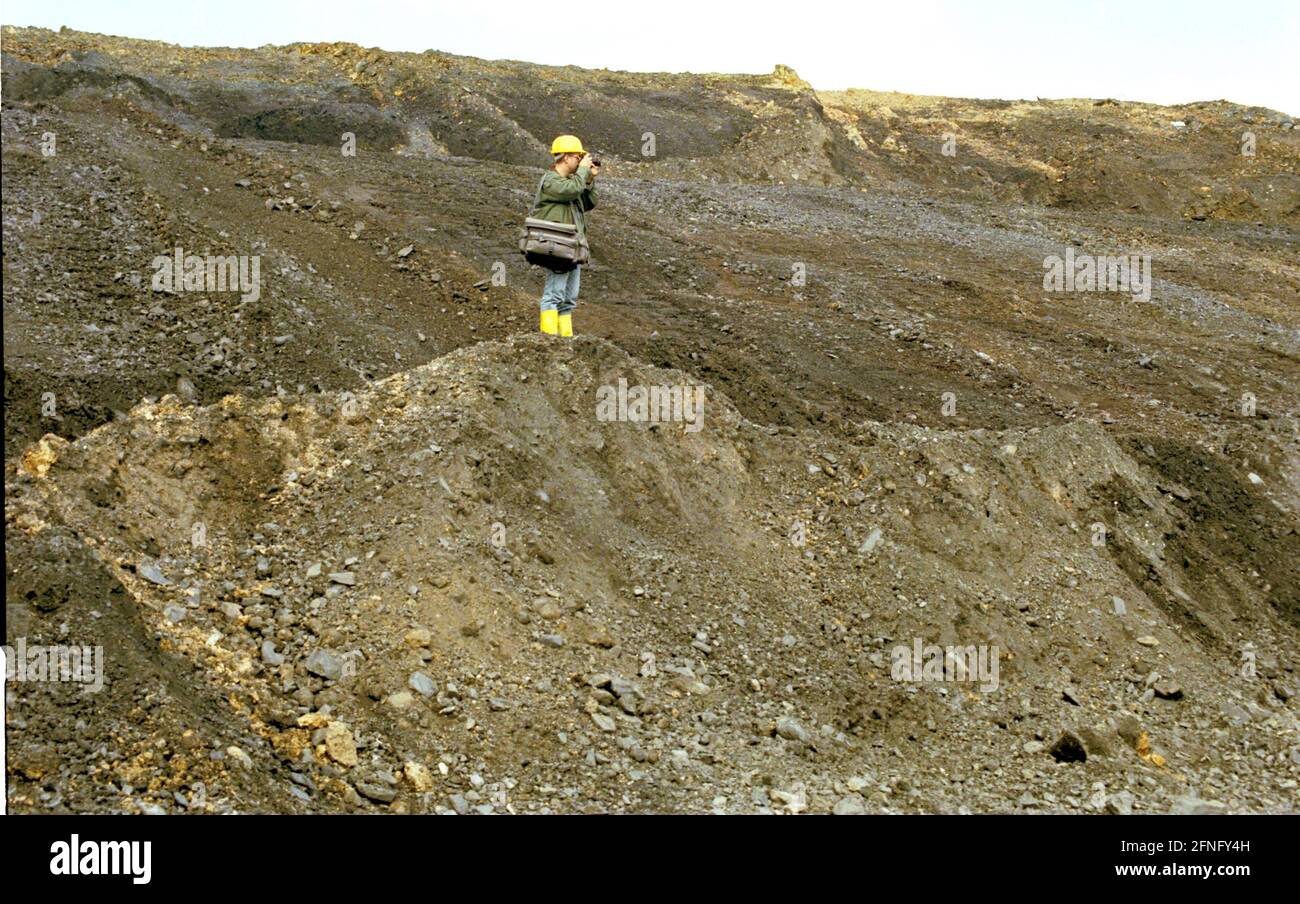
540 309 559 335
558 313 574 337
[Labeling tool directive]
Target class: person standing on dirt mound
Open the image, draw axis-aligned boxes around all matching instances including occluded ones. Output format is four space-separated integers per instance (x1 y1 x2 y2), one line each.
532 135 598 336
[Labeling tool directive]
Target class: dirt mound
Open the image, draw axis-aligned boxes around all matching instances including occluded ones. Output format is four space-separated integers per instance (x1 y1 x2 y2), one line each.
7 336 1297 813
821 89 1300 222
1 96 520 458
10 26 1294 214
216 105 407 150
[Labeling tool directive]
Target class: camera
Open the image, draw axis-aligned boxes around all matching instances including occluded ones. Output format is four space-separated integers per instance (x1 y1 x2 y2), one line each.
591 157 602 167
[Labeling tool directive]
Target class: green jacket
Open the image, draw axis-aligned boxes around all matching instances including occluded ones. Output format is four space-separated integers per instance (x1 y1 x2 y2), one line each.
530 166 597 241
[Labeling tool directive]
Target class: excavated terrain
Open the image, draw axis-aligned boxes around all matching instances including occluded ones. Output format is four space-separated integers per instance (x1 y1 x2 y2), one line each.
3 26 1298 814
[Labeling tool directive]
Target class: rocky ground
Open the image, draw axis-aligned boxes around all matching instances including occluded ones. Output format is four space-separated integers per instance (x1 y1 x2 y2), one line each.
3 26 1298 814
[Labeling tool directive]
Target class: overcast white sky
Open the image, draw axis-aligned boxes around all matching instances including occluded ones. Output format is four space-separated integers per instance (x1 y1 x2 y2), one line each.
4 0 1297 113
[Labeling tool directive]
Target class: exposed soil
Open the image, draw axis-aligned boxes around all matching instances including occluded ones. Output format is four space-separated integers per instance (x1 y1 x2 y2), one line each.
3 26 1298 814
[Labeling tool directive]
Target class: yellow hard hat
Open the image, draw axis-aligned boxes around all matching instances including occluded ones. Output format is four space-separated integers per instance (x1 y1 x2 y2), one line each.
550 134 585 155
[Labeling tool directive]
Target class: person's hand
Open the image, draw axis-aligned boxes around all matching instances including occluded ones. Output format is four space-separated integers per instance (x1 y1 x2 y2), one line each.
579 153 594 169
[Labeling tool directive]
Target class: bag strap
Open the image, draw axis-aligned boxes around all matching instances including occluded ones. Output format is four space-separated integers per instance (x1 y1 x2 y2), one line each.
530 174 547 217
571 170 585 232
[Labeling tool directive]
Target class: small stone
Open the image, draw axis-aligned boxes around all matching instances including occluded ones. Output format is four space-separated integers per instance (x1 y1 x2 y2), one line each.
409 672 436 697
607 675 643 701
584 620 615 648
225 746 253 769
672 675 712 695
323 723 358 766
1153 680 1184 700
305 650 344 681
1136 635 1159 647
1111 596 1127 616
1116 715 1143 750
404 762 434 791
404 628 432 647
329 572 356 586
297 713 328 731
356 782 397 803
775 716 811 744
770 785 807 814
1106 791 1135 815
138 562 170 585
1077 726 1113 757
261 641 285 666
1221 701 1252 726
1089 783 1109 810
1168 794 1227 815
832 795 868 815
163 605 187 623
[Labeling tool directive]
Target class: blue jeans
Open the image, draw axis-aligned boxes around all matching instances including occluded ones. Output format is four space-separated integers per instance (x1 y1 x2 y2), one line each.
540 265 581 314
